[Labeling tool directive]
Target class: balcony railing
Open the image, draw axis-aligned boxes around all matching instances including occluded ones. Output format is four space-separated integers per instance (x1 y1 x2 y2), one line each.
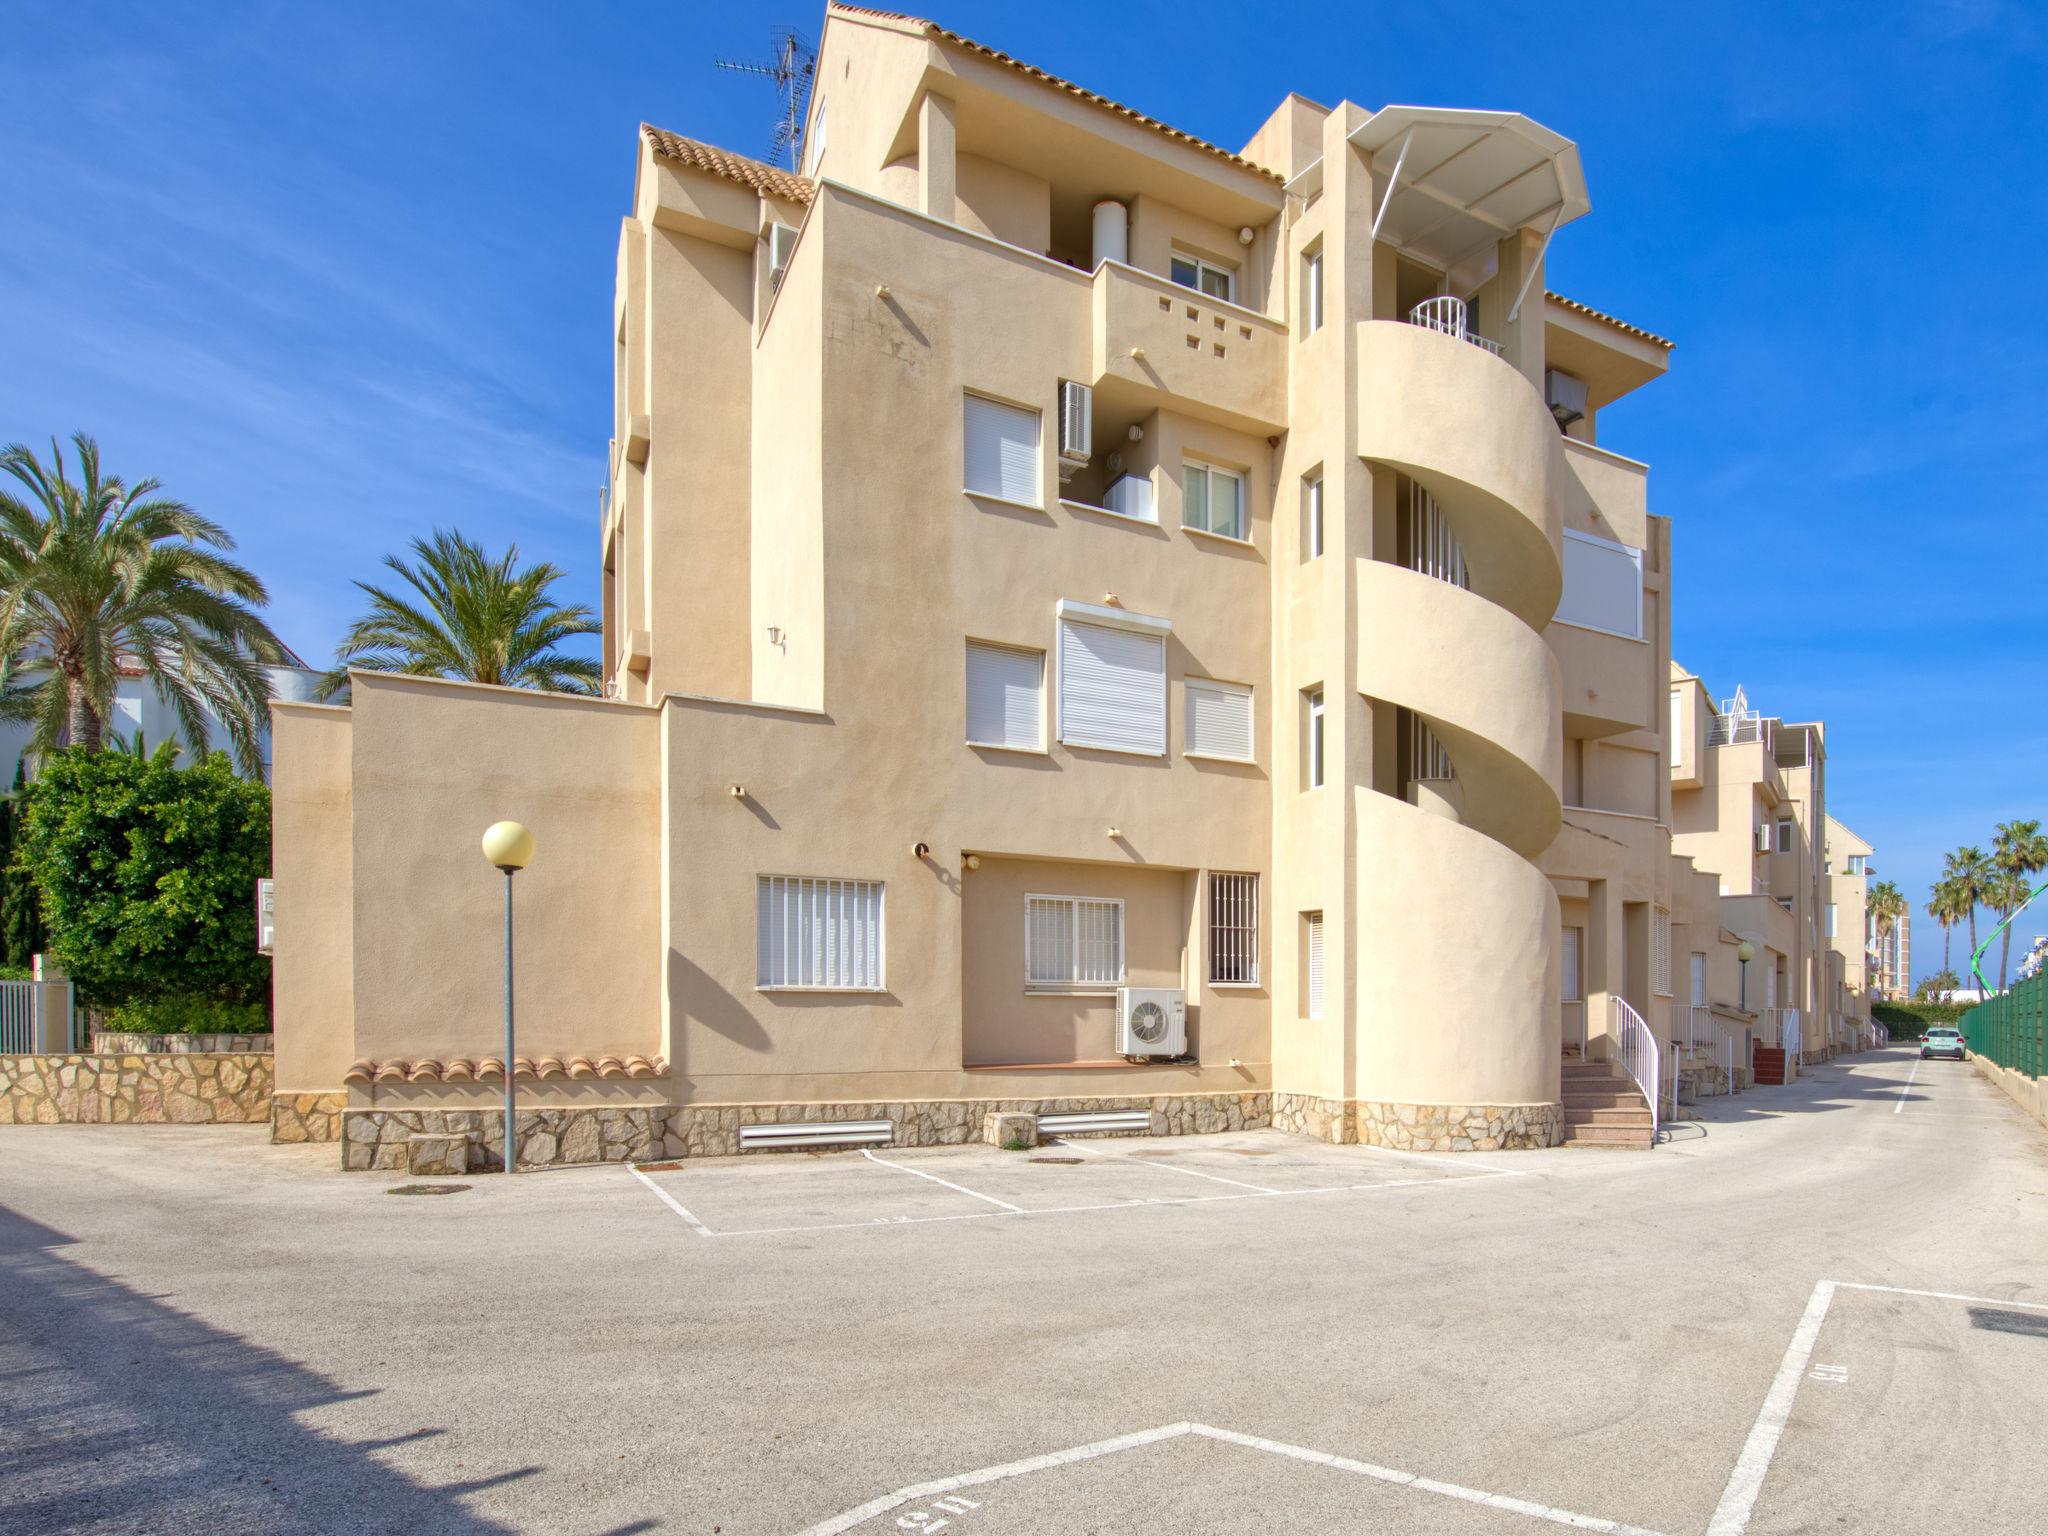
1408 296 1503 357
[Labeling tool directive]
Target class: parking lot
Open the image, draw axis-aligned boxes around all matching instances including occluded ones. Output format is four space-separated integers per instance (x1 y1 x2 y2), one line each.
3 1046 2046 1534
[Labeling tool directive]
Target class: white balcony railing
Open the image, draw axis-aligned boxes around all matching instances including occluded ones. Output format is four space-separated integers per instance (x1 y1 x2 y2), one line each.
1408 296 1503 357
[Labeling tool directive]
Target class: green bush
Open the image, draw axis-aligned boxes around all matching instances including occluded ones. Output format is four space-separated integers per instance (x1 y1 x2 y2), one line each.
12 745 271 1008
1873 1000 1972 1038
105 994 270 1035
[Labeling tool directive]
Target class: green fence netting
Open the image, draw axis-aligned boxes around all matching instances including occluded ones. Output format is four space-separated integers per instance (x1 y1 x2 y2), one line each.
1961 969 2047 1078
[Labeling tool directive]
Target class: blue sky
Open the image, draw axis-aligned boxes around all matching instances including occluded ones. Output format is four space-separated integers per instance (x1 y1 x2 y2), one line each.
3 1 2042 978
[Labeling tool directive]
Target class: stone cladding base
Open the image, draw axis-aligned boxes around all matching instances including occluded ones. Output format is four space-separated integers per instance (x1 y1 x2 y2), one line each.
1 1053 272 1125
271 1092 347 1143
1269 1092 1562 1151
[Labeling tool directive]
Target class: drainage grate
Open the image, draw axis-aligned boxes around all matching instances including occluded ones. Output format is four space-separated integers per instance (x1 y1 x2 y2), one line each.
737 1119 893 1151
1029 1156 1084 1165
1037 1109 1151 1136
386 1184 471 1196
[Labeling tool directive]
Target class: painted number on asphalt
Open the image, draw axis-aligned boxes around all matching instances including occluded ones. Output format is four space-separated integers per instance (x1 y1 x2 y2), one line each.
897 1495 980 1529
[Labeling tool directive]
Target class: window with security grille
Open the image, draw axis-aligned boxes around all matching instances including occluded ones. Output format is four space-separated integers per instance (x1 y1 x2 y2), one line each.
1209 872 1259 986
1653 908 1673 997
756 876 885 990
1025 895 1123 989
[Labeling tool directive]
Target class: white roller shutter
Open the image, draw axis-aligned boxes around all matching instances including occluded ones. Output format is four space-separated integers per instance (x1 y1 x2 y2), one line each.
1185 678 1252 761
1058 619 1166 756
963 394 1040 505
1306 912 1324 1019
965 642 1042 749
1556 530 1643 638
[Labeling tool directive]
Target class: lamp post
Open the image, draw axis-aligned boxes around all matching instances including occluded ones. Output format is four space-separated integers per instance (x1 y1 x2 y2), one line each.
481 821 535 1175
1737 940 1756 1012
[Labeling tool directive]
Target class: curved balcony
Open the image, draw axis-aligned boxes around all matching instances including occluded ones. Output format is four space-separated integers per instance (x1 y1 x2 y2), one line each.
1357 560 1562 858
1354 319 1570 632
1351 785 1562 1110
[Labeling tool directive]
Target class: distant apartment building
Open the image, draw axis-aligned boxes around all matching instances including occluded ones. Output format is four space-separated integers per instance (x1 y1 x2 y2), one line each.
1870 904 1911 1000
268 4 1867 1165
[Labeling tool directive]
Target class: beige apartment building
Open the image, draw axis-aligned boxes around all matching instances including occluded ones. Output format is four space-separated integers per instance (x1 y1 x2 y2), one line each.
269 5 1865 1168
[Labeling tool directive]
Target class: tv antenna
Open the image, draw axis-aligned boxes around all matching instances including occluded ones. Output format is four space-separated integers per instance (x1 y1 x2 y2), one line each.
715 27 818 170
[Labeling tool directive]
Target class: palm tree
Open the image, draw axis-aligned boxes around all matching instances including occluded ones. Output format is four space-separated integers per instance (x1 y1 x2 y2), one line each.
1926 875 1960 980
1947 845 1990 980
321 529 599 699
1869 879 1906 995
1990 818 2048 990
0 434 286 775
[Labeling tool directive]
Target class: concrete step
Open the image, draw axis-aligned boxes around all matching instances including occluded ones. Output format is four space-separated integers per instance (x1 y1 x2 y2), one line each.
1562 1087 1640 1105
1560 1124 1655 1148
1564 1105 1654 1127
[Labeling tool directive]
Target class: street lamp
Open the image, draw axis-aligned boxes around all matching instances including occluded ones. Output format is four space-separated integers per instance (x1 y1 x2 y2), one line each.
1737 940 1756 1011
481 821 534 1175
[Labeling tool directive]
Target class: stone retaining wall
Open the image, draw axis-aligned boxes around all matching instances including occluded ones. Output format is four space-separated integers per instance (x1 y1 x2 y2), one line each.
0 1053 273 1125
337 1090 1271 1171
92 1032 274 1055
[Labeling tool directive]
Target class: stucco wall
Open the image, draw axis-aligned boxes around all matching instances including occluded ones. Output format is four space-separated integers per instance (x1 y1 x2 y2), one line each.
271 703 355 1096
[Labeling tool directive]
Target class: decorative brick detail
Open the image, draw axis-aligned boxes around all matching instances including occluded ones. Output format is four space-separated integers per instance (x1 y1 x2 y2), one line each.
271 1092 346 1143
1352 1101 1562 1152
0 1053 272 1125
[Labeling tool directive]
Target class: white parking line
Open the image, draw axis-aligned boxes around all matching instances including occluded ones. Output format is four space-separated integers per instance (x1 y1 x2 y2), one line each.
1893 1057 1920 1113
860 1148 1021 1211
1834 1281 2048 1311
1707 1279 1835 1536
627 1162 713 1238
793 1420 1670 1536
1051 1136 1283 1193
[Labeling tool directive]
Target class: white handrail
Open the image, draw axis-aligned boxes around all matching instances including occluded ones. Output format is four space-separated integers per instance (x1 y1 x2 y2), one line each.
1610 996 1660 1144
1407 296 1505 357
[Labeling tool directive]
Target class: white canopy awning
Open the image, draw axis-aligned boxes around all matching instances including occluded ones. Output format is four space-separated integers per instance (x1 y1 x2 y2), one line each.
1292 106 1589 301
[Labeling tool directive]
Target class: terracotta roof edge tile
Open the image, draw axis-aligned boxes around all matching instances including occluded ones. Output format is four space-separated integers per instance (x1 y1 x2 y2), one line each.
1545 290 1673 350
641 124 816 205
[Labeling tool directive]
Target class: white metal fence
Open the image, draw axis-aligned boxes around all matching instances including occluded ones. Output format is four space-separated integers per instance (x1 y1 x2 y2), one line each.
0 979 77 1054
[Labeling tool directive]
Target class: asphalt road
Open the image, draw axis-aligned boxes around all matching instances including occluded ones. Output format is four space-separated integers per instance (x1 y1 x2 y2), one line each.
2 1044 2044 1535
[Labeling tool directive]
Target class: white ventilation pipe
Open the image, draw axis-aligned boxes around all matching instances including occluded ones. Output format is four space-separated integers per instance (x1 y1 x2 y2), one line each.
1092 199 1128 270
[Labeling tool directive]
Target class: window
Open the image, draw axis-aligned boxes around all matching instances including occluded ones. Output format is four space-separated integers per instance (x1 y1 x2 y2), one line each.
963 393 1040 505
1652 908 1673 997
1185 678 1253 761
1847 854 1868 876
1561 928 1582 1002
1690 952 1708 1007
1305 688 1325 790
965 641 1043 751
1826 903 1838 939
756 876 884 990
1209 873 1258 986
1555 529 1644 639
1303 248 1323 334
805 99 827 175
1303 472 1324 561
1304 912 1324 1019
1025 895 1124 989
1775 818 1794 854
1170 252 1235 302
1669 688 1685 767
1057 613 1167 756
1183 461 1246 542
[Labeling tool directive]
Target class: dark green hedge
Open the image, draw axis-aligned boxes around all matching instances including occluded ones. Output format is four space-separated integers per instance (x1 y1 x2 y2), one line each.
1873 1000 1972 1037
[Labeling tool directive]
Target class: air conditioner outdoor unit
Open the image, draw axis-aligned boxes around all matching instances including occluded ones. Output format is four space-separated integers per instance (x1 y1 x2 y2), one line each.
766 223 799 291
1754 822 1772 853
1058 379 1093 472
1117 986 1186 1058
1545 368 1588 428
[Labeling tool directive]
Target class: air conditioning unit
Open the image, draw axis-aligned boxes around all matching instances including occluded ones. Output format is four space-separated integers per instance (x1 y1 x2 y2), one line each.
1057 379 1093 474
766 223 799 291
1545 368 1588 428
1117 987 1186 1058
1754 822 1772 853
255 877 275 956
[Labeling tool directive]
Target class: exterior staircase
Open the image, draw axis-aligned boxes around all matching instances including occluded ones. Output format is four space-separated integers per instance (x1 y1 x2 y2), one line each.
1560 1059 1655 1149
1752 1045 1789 1086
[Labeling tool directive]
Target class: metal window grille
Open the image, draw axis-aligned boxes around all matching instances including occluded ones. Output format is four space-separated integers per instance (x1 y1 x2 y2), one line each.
1305 912 1324 1019
1652 908 1672 997
1209 873 1258 985
1407 482 1468 588
756 877 885 989
1025 895 1124 987
1408 714 1455 783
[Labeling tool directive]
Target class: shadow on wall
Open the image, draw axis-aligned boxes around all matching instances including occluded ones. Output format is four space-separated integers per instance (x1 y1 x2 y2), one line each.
0 1204 653 1534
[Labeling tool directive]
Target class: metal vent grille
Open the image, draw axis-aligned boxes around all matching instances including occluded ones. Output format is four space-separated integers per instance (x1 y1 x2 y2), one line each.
737 1119 893 1151
1037 1109 1151 1136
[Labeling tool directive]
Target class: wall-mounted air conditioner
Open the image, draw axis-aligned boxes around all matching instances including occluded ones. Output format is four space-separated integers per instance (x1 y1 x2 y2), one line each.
1058 380 1093 476
1754 822 1772 853
767 223 799 291
1117 986 1185 1058
1546 368 1588 429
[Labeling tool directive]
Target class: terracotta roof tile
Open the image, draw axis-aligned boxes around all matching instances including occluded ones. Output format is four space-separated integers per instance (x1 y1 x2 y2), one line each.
347 1055 671 1085
825 4 1281 185
641 124 815 205
1546 290 1673 350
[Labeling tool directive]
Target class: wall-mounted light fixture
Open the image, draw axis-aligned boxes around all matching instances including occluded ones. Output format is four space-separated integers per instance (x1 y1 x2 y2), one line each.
729 784 746 799
1107 826 1121 840
912 841 931 859
874 283 891 300
766 625 785 648
964 854 981 871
